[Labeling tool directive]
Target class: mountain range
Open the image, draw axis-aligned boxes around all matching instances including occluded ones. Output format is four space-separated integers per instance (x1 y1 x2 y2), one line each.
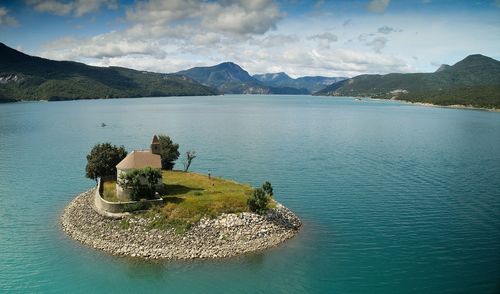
315 54 500 108
253 72 347 93
176 62 309 95
0 43 217 103
1 42 499 109
176 64 346 94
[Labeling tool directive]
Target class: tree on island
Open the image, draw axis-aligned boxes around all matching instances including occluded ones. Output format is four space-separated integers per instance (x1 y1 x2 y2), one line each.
85 143 127 182
158 134 180 170
248 188 269 215
262 181 273 197
248 182 274 214
183 150 197 172
118 167 162 201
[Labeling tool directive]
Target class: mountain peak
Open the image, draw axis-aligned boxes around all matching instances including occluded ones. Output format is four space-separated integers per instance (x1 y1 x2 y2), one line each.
214 62 242 70
462 54 493 61
452 54 500 70
176 61 258 89
453 54 500 66
435 64 451 72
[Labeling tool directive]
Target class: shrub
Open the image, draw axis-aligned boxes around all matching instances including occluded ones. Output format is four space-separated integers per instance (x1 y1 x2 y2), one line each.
247 188 269 214
262 181 273 197
118 167 162 201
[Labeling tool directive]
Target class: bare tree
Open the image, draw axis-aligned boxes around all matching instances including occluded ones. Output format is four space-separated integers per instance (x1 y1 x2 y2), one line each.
183 150 197 172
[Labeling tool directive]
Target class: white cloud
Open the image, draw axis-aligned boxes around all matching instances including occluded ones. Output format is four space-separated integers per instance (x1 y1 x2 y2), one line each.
126 0 282 35
308 32 338 42
125 0 199 25
26 0 117 17
32 1 500 78
314 0 325 9
367 0 390 13
251 34 299 47
0 7 18 26
377 26 402 34
40 33 166 60
37 0 284 67
202 1 282 35
307 32 338 49
366 36 388 52
231 46 413 77
191 33 221 46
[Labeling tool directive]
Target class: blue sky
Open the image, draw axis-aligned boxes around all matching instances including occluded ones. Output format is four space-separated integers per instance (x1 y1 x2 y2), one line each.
1 0 499 77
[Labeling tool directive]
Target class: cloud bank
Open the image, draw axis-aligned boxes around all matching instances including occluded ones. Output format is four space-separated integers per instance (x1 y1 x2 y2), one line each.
0 7 17 26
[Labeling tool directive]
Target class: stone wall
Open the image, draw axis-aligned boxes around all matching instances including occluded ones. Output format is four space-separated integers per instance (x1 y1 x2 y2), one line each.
94 178 163 214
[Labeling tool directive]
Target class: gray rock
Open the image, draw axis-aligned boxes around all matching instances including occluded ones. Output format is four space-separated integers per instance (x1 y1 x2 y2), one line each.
60 189 301 260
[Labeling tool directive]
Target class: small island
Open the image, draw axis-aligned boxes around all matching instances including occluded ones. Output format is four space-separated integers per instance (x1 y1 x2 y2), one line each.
61 135 301 260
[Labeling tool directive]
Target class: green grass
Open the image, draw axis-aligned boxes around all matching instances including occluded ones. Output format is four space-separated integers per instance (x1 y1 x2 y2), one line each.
105 171 273 234
159 171 252 224
102 180 120 202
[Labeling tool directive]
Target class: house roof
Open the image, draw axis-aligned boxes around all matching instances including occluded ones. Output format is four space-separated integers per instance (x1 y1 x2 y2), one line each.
116 150 161 170
151 135 159 144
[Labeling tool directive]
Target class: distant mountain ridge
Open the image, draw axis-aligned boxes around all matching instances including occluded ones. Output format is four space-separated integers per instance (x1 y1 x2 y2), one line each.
253 72 292 83
315 54 500 109
0 43 217 102
176 63 308 94
254 73 347 93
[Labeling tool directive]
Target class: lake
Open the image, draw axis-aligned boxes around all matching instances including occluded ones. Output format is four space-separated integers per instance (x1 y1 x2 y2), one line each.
0 95 499 293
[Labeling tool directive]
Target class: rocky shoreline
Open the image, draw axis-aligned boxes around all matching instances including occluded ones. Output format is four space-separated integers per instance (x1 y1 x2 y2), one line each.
61 189 301 260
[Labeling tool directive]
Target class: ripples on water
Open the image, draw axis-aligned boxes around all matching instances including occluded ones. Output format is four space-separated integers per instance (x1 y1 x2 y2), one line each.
0 96 499 293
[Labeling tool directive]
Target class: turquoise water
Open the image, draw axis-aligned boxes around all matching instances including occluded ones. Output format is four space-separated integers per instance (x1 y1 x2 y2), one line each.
1 95 499 293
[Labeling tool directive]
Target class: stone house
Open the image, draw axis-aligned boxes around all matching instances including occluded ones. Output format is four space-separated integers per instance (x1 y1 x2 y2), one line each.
115 135 163 200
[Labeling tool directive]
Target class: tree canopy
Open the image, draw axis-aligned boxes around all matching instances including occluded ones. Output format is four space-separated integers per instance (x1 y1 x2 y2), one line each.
248 188 269 215
158 134 180 170
85 143 127 181
262 181 273 197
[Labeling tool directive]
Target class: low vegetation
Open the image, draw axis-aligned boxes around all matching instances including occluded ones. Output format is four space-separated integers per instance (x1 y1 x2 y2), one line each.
118 167 162 201
248 182 274 214
102 180 119 202
159 171 252 223
102 171 277 233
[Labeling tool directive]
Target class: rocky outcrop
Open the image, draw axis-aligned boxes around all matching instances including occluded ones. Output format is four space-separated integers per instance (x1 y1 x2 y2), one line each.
61 189 301 260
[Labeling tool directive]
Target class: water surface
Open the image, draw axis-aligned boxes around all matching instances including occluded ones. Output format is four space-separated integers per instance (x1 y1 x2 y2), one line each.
0 95 499 293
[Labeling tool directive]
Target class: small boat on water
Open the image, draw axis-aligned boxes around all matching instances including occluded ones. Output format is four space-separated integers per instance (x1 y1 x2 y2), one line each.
101 123 107 127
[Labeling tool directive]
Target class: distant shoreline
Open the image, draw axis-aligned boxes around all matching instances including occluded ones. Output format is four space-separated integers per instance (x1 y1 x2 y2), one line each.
363 97 499 112
395 100 500 112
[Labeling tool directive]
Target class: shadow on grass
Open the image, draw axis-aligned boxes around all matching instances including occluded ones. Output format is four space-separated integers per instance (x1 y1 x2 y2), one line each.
162 196 184 204
163 184 204 196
